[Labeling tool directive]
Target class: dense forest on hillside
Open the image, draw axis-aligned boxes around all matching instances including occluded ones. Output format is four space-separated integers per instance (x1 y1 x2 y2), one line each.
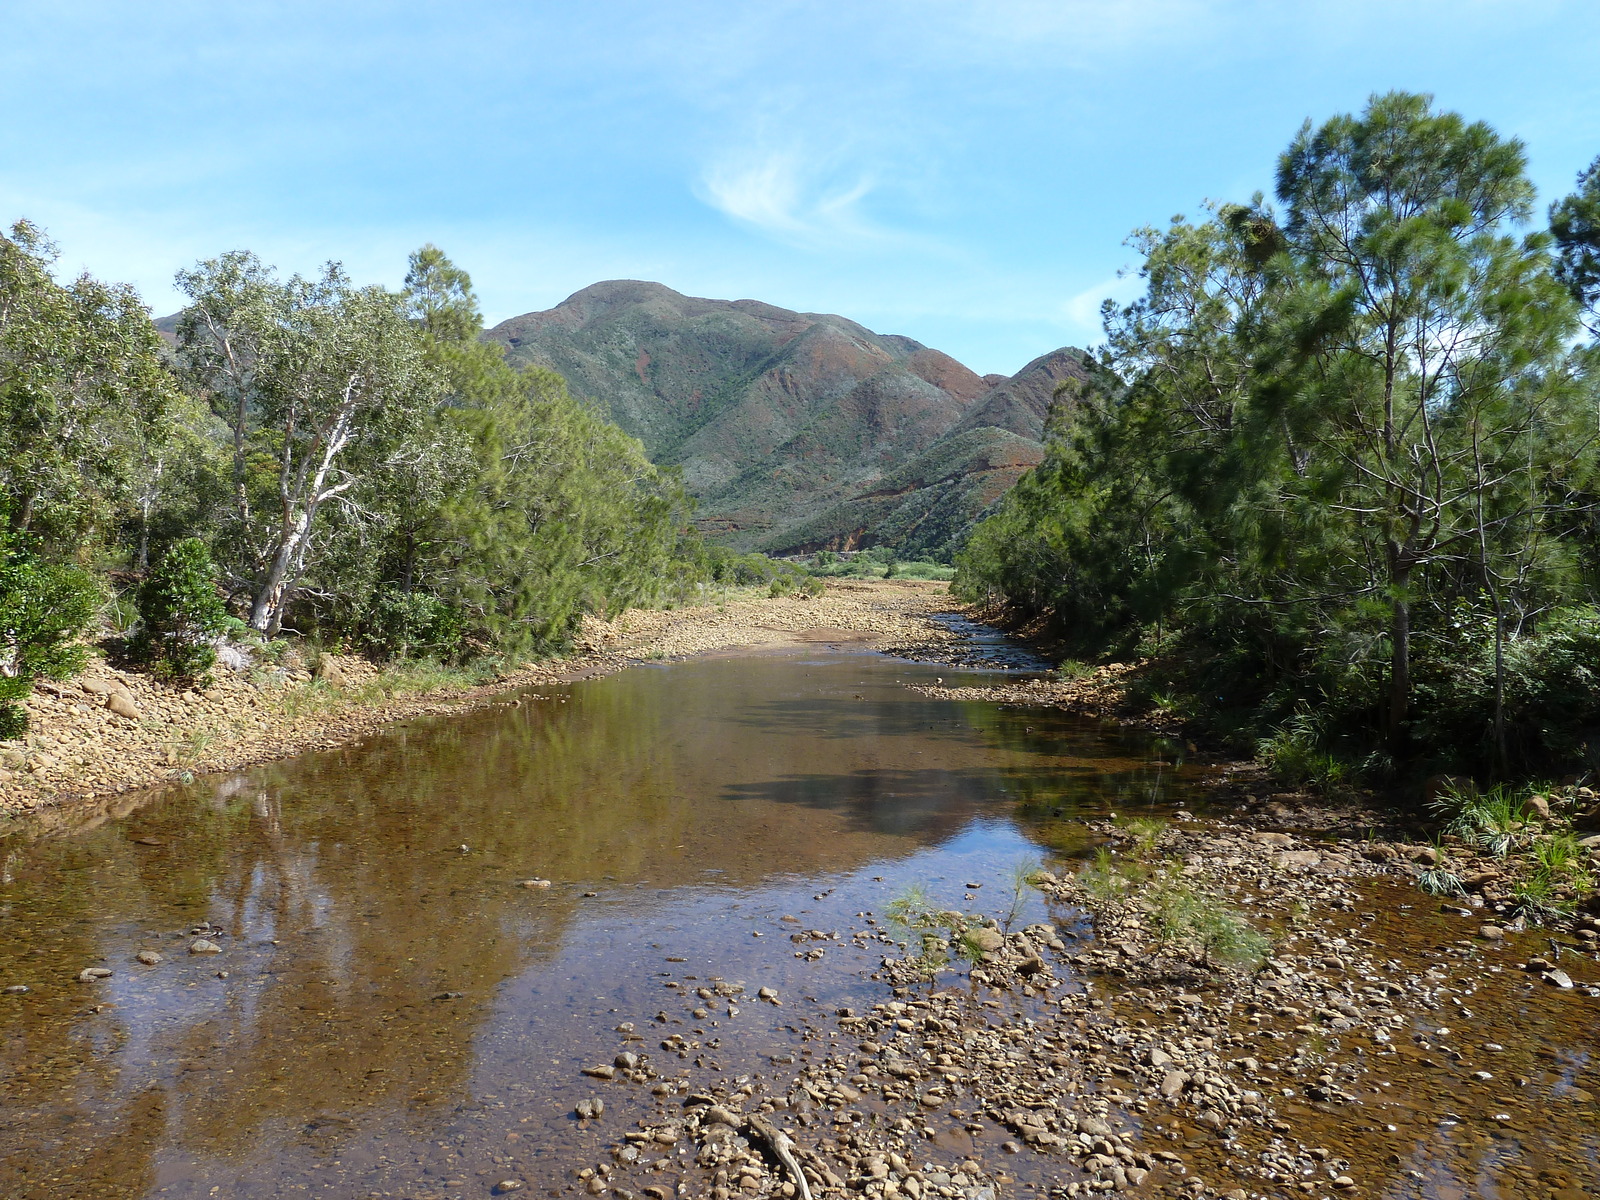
957 92 1600 782
0 235 754 736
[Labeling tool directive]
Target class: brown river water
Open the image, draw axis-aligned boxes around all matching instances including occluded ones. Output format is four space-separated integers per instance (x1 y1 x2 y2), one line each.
0 648 1596 1199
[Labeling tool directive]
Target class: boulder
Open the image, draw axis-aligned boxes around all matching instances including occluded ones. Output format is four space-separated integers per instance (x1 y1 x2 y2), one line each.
106 693 140 720
967 927 1004 954
1272 850 1323 870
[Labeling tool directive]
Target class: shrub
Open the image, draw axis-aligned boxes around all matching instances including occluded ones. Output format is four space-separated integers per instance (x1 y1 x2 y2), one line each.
361 586 463 661
0 531 99 738
1257 712 1350 794
1429 783 1528 858
1148 867 1271 969
134 538 227 682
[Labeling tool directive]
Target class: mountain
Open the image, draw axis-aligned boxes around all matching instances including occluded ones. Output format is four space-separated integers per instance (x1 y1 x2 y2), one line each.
484 281 1089 556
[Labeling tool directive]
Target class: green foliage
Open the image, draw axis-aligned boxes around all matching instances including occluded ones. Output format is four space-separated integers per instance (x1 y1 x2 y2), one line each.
360 586 462 661
1509 871 1574 924
134 537 227 681
807 552 954 581
1077 847 1130 902
1 220 182 555
1430 783 1528 857
1416 866 1466 898
175 252 448 634
0 527 98 737
1551 154 1600 333
1256 712 1350 794
956 92 1594 776
1115 815 1168 860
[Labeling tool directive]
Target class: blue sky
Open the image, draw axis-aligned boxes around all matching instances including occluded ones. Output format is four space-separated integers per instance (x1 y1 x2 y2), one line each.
3 1 1598 376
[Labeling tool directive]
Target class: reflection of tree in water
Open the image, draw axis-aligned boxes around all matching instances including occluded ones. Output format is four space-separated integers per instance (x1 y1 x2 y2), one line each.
0 657 1219 1195
947 700 1200 848
0 685 696 1193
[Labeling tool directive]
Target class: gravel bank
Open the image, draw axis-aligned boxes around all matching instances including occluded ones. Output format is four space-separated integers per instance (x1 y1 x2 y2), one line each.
561 802 1600 1200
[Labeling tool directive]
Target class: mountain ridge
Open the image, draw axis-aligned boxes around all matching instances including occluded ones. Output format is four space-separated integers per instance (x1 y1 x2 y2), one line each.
486 280 1086 556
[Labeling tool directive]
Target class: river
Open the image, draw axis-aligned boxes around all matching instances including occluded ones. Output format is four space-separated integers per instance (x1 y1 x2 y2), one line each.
0 645 1596 1198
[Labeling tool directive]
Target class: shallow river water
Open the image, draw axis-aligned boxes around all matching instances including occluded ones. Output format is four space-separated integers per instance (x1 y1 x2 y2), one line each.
0 647 1597 1199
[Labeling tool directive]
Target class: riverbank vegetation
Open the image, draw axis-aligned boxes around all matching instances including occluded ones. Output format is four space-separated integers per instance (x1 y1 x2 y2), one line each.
0 232 715 735
957 92 1600 787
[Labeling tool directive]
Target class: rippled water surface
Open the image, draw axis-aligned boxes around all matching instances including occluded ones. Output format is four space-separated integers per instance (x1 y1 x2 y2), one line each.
0 648 1596 1199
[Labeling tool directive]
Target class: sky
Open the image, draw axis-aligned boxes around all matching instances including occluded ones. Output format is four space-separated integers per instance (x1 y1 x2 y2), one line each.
3 1 1599 377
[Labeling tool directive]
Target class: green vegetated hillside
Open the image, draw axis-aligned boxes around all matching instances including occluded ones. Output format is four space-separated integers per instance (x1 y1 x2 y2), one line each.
485 280 1089 557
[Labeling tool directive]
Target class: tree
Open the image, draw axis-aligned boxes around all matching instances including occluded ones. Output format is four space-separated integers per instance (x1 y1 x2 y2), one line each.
0 220 179 555
1273 91 1579 749
957 93 1592 774
174 254 445 634
0 526 99 738
1551 154 1600 335
446 365 696 654
134 538 228 681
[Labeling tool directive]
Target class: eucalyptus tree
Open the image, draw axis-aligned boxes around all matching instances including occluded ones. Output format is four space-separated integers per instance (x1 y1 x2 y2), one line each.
0 219 179 554
175 253 445 634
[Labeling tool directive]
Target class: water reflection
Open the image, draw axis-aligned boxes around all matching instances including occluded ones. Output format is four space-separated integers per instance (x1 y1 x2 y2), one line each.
0 652 1173 1198
6 651 1590 1198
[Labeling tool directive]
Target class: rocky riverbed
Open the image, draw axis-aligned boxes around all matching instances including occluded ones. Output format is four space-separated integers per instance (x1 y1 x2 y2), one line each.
543 798 1600 1200
0 579 958 818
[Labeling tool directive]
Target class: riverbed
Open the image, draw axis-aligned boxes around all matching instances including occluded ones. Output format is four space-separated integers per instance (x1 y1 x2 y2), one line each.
0 646 1596 1198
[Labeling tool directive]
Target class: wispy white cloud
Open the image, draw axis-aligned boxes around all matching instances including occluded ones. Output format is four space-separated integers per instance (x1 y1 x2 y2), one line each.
1062 272 1144 340
696 148 891 249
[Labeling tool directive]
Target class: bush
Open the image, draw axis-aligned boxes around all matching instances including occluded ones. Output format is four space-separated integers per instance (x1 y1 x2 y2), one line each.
134 538 227 682
361 586 463 660
0 531 99 738
1257 711 1350 794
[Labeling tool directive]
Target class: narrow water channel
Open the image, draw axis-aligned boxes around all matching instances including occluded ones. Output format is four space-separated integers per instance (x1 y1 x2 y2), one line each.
0 648 1595 1198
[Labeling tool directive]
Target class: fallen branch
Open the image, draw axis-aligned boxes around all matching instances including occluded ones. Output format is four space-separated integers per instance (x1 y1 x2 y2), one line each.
745 1114 814 1200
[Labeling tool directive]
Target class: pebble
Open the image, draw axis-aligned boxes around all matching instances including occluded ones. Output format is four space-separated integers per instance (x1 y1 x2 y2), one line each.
136 950 163 965
188 938 221 955
518 878 552 889
77 967 113 981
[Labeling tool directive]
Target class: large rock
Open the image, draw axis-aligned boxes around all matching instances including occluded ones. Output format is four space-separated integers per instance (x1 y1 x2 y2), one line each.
105 693 140 720
314 657 348 688
967 927 1004 954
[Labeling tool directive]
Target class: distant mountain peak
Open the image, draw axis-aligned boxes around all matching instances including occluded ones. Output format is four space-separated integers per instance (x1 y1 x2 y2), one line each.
484 282 1081 555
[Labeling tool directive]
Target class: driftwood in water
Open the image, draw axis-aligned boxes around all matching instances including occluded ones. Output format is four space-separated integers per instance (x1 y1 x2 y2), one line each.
745 1113 814 1200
